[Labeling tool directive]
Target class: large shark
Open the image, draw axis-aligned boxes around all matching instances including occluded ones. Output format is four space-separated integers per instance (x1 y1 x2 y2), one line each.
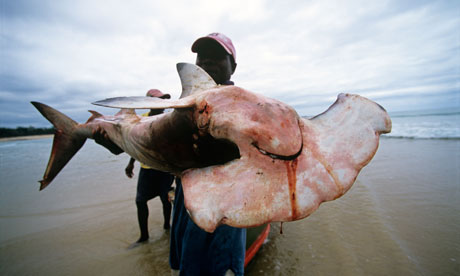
32 63 391 232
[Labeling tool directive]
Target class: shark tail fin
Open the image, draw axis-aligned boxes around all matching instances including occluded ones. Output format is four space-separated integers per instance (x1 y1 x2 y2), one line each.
31 102 87 190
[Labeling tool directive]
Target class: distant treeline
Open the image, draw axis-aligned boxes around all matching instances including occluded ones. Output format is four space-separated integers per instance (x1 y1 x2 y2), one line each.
0 126 55 138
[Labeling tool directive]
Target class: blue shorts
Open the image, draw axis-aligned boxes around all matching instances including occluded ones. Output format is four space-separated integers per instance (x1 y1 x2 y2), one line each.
136 168 174 202
170 178 246 276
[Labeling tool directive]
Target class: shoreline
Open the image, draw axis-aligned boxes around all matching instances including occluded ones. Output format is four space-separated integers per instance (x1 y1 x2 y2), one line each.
0 134 53 142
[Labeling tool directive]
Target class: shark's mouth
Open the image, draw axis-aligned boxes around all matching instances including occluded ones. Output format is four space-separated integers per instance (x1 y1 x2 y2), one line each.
192 134 241 168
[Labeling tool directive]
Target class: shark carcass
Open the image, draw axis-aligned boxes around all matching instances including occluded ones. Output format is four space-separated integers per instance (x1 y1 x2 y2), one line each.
32 63 391 232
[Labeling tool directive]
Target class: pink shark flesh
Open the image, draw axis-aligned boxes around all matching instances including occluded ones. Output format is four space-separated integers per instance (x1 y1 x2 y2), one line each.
180 92 391 232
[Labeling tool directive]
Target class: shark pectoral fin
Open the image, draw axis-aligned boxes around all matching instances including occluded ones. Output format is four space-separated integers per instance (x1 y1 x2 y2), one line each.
177 63 217 98
92 96 195 109
92 63 215 108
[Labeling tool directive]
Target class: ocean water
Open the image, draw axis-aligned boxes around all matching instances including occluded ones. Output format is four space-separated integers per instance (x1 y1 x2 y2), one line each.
385 108 460 139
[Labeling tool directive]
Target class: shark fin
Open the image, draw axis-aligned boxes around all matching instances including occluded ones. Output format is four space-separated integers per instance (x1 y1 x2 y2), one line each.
92 63 214 109
31 102 87 190
177 63 217 98
92 96 195 109
86 110 103 123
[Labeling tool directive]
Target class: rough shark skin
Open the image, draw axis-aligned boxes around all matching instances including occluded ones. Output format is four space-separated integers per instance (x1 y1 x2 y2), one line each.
32 63 391 232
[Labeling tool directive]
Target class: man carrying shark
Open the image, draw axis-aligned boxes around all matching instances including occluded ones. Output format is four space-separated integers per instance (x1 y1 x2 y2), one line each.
34 30 391 276
93 32 245 276
168 33 245 276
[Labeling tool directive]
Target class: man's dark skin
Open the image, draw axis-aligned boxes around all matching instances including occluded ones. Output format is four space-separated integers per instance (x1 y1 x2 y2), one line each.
195 40 236 85
93 40 237 157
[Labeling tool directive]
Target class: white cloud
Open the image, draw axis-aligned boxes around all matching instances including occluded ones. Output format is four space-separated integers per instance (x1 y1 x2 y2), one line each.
1 0 459 127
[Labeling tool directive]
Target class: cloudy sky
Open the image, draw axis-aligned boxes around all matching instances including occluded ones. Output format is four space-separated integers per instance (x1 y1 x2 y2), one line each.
1 0 459 127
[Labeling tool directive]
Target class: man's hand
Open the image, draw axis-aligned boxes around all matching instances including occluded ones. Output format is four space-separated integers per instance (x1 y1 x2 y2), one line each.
92 126 124 155
125 162 134 178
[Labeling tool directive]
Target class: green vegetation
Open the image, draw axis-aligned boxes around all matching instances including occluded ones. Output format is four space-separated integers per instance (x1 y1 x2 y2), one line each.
0 126 55 138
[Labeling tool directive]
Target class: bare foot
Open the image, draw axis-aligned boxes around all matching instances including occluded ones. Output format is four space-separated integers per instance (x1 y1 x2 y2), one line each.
127 237 149 249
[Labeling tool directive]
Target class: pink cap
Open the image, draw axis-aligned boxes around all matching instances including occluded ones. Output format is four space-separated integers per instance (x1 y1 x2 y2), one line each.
191 32 236 62
146 89 170 99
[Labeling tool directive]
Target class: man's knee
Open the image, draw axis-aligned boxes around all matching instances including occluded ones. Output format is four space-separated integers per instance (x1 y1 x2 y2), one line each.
136 200 148 208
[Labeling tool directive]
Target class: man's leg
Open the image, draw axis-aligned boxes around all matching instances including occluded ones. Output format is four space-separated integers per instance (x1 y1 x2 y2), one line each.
136 200 149 242
160 193 172 229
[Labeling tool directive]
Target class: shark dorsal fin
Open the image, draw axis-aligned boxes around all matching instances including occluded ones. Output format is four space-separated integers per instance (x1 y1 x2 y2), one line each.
177 63 217 98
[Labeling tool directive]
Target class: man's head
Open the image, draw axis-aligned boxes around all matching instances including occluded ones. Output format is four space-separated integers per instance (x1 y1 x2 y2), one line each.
146 89 170 115
192 33 237 85
146 89 171 99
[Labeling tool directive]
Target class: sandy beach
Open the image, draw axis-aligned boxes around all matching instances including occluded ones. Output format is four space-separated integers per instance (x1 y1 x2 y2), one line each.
0 137 458 275
0 134 53 142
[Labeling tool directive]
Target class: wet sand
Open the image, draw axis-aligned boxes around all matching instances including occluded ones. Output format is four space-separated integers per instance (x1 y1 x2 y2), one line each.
0 137 459 275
